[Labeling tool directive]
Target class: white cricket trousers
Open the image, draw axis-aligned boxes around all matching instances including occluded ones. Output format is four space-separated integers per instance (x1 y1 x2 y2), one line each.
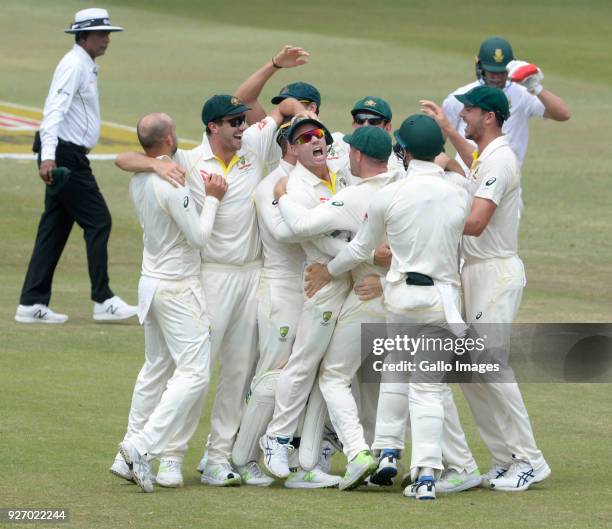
318 290 385 461
125 276 211 460
442 255 547 469
202 261 261 464
373 282 474 481
266 273 351 438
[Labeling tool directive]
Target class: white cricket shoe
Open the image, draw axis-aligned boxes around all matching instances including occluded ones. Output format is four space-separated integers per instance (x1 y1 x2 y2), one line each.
404 475 436 500
156 459 183 488
259 435 292 478
196 449 209 474
339 451 378 491
490 458 551 492
370 449 399 486
436 468 482 494
479 463 510 487
284 465 341 489
93 296 137 321
109 452 133 482
118 441 153 493
15 304 68 324
236 461 274 487
318 440 336 474
200 461 241 487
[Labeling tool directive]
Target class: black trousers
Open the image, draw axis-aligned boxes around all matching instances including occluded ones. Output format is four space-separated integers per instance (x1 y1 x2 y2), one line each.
20 141 114 305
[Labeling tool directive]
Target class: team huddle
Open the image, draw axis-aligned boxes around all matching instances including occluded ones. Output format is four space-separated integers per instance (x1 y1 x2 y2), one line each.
109 38 570 499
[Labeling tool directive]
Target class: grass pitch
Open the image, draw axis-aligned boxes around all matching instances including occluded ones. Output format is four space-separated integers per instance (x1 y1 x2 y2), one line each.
1 1 611 528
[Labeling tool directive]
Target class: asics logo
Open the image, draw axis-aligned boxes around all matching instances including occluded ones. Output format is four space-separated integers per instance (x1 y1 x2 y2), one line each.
516 469 534 487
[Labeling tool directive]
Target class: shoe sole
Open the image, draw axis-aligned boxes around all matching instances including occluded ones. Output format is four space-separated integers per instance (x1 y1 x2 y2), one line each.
93 313 137 321
15 316 67 324
200 476 241 487
284 480 340 489
118 443 153 493
340 462 378 491
370 465 397 486
258 437 290 479
242 479 274 487
156 477 184 488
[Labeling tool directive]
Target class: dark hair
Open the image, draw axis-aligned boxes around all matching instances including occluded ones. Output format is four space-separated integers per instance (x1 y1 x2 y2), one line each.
74 32 88 43
494 113 505 128
205 119 223 136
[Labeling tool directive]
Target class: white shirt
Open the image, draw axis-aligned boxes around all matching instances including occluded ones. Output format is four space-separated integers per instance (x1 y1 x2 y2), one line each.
443 80 545 171
254 159 306 277
274 161 352 265
278 171 395 282
328 160 469 287
462 136 521 261
130 165 219 280
40 44 101 161
177 116 278 266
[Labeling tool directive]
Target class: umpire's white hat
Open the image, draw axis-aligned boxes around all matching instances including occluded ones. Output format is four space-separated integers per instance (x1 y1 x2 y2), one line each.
65 8 124 33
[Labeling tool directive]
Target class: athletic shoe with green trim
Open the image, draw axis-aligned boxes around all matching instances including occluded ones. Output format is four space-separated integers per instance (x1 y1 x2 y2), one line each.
339 451 378 491
118 441 154 493
200 461 241 487
236 461 274 487
284 466 341 489
436 468 481 494
156 459 183 488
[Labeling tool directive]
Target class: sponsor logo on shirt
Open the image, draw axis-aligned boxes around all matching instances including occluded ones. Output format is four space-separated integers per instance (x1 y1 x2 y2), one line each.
319 197 330 203
238 155 252 172
485 177 496 186
183 196 189 208
257 120 268 130
331 200 344 207
476 312 483 320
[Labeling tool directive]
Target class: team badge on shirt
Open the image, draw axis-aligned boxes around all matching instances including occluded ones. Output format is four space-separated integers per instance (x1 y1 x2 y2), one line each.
279 326 289 342
321 311 333 325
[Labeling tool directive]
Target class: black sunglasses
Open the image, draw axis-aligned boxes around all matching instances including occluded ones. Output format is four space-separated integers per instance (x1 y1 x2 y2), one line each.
353 113 385 126
222 115 246 127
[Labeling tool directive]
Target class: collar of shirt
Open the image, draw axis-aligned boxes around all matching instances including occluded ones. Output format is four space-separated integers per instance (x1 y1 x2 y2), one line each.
352 171 395 187
475 135 509 164
405 159 446 180
73 43 98 73
292 161 336 190
279 159 295 174
199 132 243 177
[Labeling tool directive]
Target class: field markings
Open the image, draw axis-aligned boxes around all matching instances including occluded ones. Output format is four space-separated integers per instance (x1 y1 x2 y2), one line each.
0 101 197 160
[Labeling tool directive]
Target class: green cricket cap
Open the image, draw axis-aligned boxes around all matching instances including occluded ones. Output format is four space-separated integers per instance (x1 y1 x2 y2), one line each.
477 36 514 72
286 115 333 146
344 126 392 161
455 85 510 120
201 94 251 125
271 82 321 108
351 96 392 121
394 114 445 159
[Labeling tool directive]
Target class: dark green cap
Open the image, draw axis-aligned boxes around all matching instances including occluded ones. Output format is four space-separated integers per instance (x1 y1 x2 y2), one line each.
286 115 333 146
455 85 510 120
351 96 392 121
477 36 514 72
394 114 445 159
201 94 251 125
271 82 321 108
344 126 392 161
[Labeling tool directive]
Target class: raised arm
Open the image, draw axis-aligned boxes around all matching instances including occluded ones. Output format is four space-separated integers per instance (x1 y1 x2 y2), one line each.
115 152 185 187
234 45 310 125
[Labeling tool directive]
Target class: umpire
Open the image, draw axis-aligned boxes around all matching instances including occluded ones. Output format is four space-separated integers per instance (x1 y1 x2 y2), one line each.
16 8 137 324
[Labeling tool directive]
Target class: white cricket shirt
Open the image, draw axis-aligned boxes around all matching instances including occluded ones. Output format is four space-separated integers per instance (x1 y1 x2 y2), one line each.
278 171 395 282
328 160 469 287
177 116 278 266
443 80 545 171
40 44 101 161
130 165 219 280
462 136 521 261
254 159 306 277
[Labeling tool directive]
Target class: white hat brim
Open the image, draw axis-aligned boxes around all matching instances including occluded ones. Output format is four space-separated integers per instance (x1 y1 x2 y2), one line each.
65 25 124 33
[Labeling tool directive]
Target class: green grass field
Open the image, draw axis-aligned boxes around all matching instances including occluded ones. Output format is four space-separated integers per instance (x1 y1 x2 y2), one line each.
1 1 611 528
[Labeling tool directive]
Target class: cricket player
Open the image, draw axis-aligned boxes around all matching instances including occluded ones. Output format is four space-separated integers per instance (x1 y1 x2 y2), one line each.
112 113 226 492
258 115 353 484
306 115 470 500
443 36 570 174
115 93 303 486
274 126 397 490
423 86 551 492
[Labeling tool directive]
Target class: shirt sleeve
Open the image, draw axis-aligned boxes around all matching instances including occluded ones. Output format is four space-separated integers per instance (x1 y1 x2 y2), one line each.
164 185 219 249
277 191 357 237
473 158 512 206
327 193 386 276
241 116 279 164
525 91 545 119
40 57 81 161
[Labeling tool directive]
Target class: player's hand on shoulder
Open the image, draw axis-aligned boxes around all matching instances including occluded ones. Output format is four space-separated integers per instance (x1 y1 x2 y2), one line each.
204 173 227 200
39 159 56 184
273 176 289 201
153 158 185 187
